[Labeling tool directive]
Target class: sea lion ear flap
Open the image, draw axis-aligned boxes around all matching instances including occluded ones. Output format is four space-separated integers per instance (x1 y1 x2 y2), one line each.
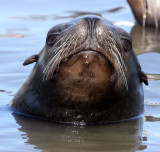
139 70 149 86
23 54 39 66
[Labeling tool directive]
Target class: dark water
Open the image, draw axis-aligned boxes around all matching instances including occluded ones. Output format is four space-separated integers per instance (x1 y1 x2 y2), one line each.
0 0 160 151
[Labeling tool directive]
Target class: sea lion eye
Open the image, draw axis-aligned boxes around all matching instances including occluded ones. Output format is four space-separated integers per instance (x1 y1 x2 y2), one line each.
47 34 59 45
122 39 132 51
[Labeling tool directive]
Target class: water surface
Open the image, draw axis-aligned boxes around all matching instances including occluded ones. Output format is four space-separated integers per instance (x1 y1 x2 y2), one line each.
0 0 160 151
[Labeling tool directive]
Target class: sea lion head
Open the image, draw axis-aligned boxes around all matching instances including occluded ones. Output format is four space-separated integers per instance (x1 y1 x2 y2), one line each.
11 15 148 124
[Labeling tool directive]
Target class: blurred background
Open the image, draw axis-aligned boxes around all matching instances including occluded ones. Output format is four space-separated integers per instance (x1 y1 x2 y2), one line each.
0 0 160 151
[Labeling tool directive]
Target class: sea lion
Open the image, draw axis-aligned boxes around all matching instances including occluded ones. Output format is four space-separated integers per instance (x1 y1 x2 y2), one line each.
127 0 160 27
10 15 148 124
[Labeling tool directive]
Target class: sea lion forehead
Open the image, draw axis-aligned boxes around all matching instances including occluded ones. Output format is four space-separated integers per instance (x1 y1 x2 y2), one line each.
47 23 71 36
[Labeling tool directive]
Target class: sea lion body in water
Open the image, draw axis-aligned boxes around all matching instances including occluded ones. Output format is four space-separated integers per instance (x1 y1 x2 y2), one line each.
10 15 148 124
127 0 160 27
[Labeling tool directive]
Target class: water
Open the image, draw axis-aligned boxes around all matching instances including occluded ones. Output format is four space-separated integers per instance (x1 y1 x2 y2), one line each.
0 0 160 151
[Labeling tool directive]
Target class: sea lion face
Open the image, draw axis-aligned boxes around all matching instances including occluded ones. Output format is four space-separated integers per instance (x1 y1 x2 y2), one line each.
43 15 134 102
11 15 148 123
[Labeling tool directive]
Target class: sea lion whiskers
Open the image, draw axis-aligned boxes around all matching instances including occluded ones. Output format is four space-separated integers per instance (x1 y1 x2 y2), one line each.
108 40 128 90
44 33 77 80
48 30 74 57
58 33 77 60
48 33 77 79
44 34 73 74
104 38 128 90
48 36 66 56
48 27 74 56
43 35 72 80
104 30 128 89
62 33 77 58
44 44 71 80
99 35 105 45
73 37 79 52
111 50 128 90
44 49 62 80
111 42 127 72
75 35 84 52
43 41 67 79
108 30 127 72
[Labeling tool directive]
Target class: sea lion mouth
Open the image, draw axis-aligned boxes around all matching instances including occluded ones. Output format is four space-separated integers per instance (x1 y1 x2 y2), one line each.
61 49 110 64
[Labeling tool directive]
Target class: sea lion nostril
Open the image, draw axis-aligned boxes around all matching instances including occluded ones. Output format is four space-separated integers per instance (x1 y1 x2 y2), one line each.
84 17 99 38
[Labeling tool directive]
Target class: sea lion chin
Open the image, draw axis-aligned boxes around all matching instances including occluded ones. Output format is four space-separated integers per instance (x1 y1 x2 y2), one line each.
10 15 148 124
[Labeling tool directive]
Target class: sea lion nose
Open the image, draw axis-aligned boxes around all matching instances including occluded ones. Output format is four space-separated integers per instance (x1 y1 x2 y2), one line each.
84 17 100 38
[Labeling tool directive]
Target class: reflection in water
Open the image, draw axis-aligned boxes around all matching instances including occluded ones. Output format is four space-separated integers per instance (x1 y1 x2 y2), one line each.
67 7 125 14
0 34 25 38
9 7 125 21
130 24 160 81
11 16 47 21
12 113 146 152
53 12 102 19
0 89 12 94
130 24 160 55
104 7 124 13
0 89 5 92
0 0 160 151
145 116 160 122
146 73 160 81
54 7 124 19
6 28 28 32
